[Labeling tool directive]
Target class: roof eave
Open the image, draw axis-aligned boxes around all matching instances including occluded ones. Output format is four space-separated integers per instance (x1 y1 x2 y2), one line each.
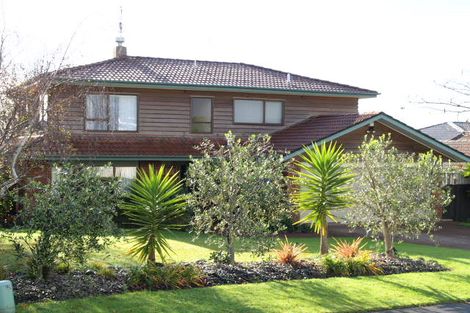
57 79 379 99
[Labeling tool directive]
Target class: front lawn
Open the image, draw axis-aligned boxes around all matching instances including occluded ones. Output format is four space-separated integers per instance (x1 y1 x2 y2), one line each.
1 231 468 313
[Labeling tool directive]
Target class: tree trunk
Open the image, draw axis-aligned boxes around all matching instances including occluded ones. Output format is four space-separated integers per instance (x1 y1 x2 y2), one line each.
320 221 329 255
382 223 394 258
148 234 156 265
226 230 235 264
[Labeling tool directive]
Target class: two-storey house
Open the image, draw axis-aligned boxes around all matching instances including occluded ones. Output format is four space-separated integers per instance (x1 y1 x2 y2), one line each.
41 42 470 182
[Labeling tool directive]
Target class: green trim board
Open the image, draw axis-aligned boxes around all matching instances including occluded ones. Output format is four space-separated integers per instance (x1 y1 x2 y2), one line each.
284 112 470 162
59 79 379 99
45 155 195 162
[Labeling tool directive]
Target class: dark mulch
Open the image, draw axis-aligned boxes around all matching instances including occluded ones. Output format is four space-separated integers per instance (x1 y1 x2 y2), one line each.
373 255 447 275
10 268 128 303
194 260 326 286
9 256 448 304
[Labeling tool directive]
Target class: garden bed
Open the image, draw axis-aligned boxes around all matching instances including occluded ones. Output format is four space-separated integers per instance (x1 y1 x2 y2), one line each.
9 256 447 304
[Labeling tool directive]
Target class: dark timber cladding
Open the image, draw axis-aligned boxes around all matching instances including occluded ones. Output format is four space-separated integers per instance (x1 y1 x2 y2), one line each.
62 88 359 137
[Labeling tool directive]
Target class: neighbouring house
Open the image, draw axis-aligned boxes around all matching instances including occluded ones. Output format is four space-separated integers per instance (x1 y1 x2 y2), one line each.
420 121 470 157
34 40 470 187
421 121 470 221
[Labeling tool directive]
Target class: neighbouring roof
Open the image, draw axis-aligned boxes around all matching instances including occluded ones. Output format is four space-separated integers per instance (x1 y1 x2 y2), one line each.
420 122 470 141
55 56 378 98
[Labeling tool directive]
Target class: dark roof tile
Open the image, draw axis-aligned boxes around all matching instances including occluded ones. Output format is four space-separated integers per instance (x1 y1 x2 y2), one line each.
271 113 378 152
56 56 378 97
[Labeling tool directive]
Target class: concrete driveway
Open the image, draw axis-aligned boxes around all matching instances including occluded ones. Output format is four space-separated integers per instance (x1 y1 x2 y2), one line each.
375 302 470 312
328 221 470 250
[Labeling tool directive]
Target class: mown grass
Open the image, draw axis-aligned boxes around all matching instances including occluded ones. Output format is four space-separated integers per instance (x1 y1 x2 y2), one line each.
1 230 469 313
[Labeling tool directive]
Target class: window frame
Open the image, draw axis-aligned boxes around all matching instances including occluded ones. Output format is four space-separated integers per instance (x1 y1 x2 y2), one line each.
232 98 284 126
190 97 213 134
51 162 138 184
84 93 139 132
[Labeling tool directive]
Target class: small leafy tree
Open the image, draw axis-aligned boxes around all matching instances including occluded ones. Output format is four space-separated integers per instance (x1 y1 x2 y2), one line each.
122 165 187 264
291 142 354 255
187 132 290 264
346 135 453 257
13 163 123 279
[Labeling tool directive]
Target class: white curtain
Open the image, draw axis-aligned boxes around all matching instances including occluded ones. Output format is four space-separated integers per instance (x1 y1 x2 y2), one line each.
110 95 137 131
265 101 282 124
234 100 263 123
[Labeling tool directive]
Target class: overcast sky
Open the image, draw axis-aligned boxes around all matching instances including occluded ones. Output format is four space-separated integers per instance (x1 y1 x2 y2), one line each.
2 0 470 128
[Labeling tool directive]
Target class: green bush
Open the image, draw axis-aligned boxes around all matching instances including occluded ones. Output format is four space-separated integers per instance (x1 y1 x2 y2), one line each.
209 250 231 264
55 262 71 274
13 163 123 280
128 263 206 290
88 261 116 278
0 188 17 227
99 267 117 279
0 265 9 280
322 252 381 277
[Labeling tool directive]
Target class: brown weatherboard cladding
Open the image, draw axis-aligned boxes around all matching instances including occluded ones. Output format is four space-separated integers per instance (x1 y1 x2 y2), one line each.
61 88 359 137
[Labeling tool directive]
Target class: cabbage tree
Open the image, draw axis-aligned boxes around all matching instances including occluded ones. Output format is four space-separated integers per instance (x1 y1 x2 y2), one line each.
291 142 353 255
123 165 187 264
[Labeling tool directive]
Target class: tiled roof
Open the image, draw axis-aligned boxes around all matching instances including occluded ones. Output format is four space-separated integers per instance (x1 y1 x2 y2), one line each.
444 136 470 157
453 122 470 132
66 134 221 158
420 122 464 141
56 56 378 97
270 113 379 152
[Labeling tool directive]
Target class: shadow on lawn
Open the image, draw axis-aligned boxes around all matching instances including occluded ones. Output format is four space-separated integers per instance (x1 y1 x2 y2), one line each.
18 288 267 313
374 276 463 304
266 279 372 312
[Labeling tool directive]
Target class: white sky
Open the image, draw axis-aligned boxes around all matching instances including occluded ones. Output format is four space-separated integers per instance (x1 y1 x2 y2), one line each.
2 0 470 128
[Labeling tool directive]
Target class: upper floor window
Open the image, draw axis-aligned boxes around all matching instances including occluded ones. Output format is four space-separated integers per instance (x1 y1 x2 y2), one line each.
233 99 283 125
85 94 137 131
191 98 212 133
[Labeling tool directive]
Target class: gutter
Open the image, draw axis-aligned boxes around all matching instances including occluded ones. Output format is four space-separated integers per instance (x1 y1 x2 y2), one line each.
56 79 379 99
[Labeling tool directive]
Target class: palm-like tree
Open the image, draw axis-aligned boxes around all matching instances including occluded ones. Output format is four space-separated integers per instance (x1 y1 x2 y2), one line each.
123 165 187 264
291 142 354 255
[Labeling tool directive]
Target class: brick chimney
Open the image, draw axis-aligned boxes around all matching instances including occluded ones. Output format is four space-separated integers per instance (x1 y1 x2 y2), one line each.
114 8 127 58
115 44 127 58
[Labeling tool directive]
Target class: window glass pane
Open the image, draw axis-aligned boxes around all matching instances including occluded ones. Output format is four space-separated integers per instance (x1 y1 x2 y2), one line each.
192 98 212 123
234 100 263 124
86 120 107 130
109 95 137 131
265 101 282 124
86 95 107 119
191 123 211 133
